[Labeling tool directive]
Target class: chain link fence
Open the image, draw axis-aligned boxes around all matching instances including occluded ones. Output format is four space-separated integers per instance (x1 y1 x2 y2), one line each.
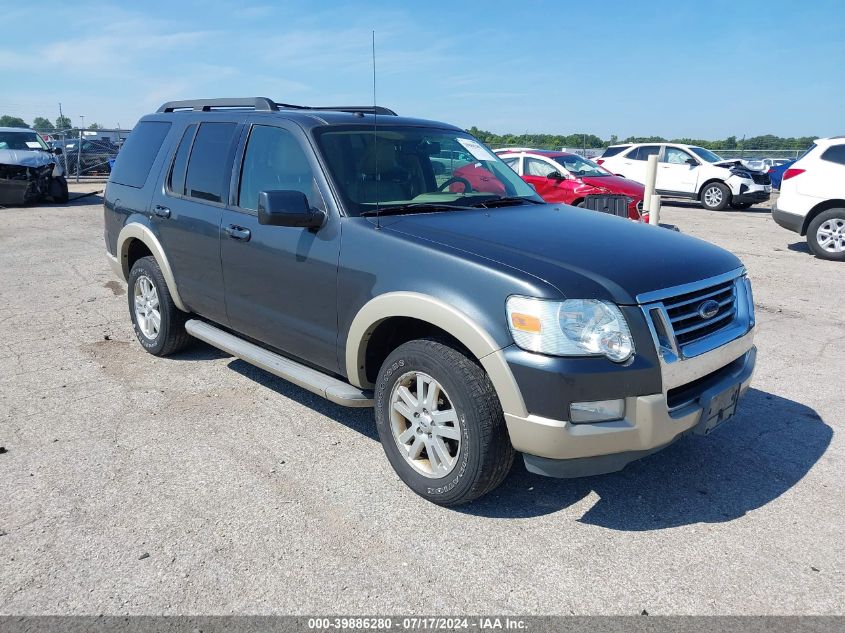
39 128 132 181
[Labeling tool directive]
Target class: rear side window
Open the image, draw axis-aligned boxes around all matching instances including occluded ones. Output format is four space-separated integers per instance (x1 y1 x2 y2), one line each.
110 121 171 188
600 146 626 158
167 124 197 195
184 122 238 203
627 145 661 161
820 144 845 165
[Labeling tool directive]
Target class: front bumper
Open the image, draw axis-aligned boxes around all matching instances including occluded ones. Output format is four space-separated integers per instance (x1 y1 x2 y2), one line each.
505 326 756 478
771 201 805 235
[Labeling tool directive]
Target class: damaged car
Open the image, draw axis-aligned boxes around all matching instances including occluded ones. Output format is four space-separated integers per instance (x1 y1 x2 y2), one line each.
597 142 771 211
0 127 69 206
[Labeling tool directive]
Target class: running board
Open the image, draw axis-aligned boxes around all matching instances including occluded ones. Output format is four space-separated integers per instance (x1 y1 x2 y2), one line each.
185 319 374 407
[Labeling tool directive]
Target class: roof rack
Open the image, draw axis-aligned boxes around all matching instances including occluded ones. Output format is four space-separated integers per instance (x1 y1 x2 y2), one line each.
157 97 397 116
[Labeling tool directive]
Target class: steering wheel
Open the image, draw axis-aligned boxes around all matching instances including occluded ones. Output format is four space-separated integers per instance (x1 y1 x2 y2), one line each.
437 176 473 193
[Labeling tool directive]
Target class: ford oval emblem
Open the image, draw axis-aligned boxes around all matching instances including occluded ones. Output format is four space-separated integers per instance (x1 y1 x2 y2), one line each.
698 299 720 320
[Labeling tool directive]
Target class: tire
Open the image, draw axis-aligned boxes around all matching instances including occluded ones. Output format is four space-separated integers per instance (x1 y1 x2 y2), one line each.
807 208 845 261
50 176 69 204
127 256 191 356
730 201 753 210
374 338 515 506
700 182 731 210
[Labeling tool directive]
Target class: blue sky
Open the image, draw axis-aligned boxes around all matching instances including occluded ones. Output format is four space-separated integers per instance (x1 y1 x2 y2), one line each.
2 0 842 138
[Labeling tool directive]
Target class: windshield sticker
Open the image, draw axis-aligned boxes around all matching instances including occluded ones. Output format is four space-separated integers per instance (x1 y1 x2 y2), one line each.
25 141 43 149
456 138 497 162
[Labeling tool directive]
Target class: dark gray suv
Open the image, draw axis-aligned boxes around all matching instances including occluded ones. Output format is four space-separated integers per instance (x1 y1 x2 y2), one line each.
104 97 756 505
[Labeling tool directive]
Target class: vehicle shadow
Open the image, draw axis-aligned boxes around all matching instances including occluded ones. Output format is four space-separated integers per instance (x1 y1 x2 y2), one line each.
459 388 831 527
787 241 811 254
663 200 772 214
226 357 378 441
195 347 830 528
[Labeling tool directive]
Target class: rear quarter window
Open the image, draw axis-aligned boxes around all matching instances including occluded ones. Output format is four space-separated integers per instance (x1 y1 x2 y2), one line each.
820 144 845 166
110 121 172 188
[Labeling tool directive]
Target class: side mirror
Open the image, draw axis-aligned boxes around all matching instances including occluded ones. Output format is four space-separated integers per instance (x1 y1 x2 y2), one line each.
546 170 565 180
52 147 63 155
686 158 698 166
257 190 326 229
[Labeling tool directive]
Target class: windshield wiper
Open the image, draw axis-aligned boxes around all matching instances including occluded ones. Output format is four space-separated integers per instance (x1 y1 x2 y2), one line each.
465 196 544 208
359 202 476 217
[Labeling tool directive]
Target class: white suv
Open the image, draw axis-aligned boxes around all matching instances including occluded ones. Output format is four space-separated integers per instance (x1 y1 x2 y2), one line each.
598 143 772 211
772 137 845 261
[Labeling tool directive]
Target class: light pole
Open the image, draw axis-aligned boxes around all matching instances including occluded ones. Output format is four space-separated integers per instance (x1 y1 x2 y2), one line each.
79 115 85 129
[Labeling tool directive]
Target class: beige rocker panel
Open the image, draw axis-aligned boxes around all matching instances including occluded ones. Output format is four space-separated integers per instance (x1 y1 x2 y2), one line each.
345 292 528 418
111 223 188 312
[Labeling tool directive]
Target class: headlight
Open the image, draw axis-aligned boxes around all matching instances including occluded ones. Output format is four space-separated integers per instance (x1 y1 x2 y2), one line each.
506 296 634 362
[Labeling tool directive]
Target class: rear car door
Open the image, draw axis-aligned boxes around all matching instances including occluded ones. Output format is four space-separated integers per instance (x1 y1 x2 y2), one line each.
150 120 241 324
657 146 699 195
616 145 660 184
220 121 341 373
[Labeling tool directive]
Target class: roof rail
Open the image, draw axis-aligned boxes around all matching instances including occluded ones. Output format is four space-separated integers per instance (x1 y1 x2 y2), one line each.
157 98 397 116
157 97 278 113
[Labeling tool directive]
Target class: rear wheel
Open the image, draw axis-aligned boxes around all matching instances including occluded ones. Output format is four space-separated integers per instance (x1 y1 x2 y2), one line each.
128 256 191 356
700 182 731 210
374 338 514 506
807 209 845 261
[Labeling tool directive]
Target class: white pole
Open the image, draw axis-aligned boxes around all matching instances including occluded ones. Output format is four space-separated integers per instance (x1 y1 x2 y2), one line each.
649 194 661 226
642 153 658 213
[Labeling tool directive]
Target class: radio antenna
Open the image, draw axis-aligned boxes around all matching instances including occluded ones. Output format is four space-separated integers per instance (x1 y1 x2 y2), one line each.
372 29 380 228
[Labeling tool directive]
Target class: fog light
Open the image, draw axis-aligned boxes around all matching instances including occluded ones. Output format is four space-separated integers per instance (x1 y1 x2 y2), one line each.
570 399 625 423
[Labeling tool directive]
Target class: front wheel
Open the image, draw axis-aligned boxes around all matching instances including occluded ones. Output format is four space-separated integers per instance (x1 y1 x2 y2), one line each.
700 182 731 211
807 209 845 261
374 339 514 506
50 176 69 203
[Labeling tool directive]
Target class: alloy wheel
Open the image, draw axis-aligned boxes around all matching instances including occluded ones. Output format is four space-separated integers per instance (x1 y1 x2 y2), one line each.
389 371 462 479
816 218 845 253
133 275 161 339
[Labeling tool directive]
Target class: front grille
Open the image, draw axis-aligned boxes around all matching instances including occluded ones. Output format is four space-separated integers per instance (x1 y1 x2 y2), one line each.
751 172 771 185
661 279 737 347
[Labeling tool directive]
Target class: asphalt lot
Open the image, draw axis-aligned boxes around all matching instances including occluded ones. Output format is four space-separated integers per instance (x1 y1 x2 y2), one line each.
1 188 842 615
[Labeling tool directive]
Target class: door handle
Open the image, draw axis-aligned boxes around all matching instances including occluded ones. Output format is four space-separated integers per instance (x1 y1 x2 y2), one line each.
225 225 251 242
152 205 171 219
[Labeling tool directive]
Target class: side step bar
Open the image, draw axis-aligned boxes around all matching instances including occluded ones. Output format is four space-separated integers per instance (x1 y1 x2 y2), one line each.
185 320 374 408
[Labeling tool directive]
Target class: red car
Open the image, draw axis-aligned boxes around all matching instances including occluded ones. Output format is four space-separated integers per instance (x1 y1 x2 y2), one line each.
495 149 646 221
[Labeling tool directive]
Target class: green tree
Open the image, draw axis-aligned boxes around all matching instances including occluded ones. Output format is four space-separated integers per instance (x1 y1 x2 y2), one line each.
88 122 103 130
55 115 72 131
32 117 55 133
0 115 28 128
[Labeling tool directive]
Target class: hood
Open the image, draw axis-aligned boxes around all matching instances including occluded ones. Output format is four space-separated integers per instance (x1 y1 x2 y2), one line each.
0 148 56 168
384 204 742 305
580 174 644 198
713 159 766 173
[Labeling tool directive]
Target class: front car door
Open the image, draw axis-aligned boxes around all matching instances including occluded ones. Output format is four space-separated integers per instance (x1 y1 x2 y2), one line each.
523 156 572 203
657 146 699 196
220 120 341 373
150 120 240 324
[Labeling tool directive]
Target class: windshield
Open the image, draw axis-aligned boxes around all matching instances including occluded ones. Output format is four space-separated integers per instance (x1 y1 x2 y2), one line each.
314 126 541 216
0 131 49 151
690 146 723 163
552 154 609 177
